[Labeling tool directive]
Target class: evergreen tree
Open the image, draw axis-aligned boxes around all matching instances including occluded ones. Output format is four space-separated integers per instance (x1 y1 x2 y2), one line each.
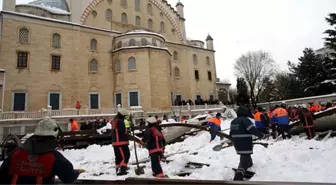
236 77 250 106
323 13 336 92
288 48 325 95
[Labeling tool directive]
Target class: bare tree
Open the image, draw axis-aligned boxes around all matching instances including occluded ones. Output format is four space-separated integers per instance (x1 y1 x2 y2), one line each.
234 50 276 107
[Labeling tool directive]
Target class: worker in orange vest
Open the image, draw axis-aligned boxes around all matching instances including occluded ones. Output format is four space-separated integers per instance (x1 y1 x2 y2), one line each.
207 113 222 142
69 119 79 131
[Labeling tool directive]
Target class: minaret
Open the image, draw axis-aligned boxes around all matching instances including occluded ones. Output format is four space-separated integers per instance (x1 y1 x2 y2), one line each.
176 0 184 18
176 1 187 42
2 0 16 12
206 34 214 50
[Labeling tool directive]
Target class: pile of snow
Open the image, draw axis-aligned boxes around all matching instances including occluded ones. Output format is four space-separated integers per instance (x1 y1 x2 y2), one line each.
58 113 336 183
61 131 336 183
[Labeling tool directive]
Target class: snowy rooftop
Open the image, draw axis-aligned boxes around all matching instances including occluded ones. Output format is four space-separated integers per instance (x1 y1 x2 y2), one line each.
121 30 165 41
29 0 69 11
16 3 71 15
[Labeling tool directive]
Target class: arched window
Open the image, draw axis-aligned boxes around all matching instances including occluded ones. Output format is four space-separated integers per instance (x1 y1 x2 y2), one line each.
121 0 127 7
90 38 97 51
174 67 180 78
117 41 122 49
19 28 29 43
89 59 98 72
148 19 153 29
152 39 157 46
206 56 210 66
52 33 61 48
135 16 141 26
147 3 153 15
92 10 97 18
115 59 121 72
121 12 128 23
106 9 112 21
193 54 198 65
135 0 140 11
141 38 148 46
160 22 165 33
129 38 136 46
173 51 178 61
128 57 136 71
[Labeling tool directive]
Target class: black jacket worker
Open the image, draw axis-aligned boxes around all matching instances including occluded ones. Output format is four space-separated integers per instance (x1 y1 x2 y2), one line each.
230 106 264 181
0 118 84 184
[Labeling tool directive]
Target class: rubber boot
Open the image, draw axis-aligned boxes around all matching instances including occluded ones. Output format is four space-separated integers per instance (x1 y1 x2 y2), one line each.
117 166 128 176
233 171 244 181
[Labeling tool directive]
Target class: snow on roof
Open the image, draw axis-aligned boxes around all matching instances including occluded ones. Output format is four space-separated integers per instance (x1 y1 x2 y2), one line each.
113 45 172 55
16 3 71 15
122 30 165 41
1 11 122 35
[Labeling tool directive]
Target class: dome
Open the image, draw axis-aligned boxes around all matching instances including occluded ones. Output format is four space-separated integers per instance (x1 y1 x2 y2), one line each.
29 0 70 12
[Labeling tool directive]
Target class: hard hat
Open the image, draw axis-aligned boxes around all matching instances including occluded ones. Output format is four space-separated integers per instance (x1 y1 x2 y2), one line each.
301 104 307 109
293 104 298 108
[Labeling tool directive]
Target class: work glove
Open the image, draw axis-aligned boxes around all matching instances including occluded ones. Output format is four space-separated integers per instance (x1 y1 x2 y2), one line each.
75 169 86 174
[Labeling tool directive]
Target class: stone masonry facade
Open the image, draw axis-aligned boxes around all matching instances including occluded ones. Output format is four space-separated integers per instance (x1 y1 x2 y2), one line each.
0 0 217 112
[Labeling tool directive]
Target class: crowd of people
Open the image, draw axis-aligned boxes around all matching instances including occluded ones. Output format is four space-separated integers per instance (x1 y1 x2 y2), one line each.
252 102 334 140
0 101 334 183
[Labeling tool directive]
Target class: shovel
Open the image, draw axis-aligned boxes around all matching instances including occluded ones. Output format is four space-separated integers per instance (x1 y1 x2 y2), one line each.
130 114 145 175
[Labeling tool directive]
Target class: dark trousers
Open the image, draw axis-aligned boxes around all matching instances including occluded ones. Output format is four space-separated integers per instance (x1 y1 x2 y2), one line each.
278 125 292 139
150 152 164 177
257 127 269 135
304 127 315 139
271 123 278 139
113 145 130 168
233 154 253 181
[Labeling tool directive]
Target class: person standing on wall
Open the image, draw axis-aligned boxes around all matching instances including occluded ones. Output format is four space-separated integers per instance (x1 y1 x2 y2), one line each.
111 109 131 176
230 106 265 181
0 118 85 184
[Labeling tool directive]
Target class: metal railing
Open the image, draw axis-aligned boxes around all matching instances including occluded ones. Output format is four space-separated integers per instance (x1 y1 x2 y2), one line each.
0 103 226 121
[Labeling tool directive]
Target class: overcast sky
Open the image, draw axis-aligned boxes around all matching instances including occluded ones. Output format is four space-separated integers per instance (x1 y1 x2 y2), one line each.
1 0 335 87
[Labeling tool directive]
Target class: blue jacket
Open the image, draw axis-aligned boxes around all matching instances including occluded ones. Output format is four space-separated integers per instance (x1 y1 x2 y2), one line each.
230 107 264 155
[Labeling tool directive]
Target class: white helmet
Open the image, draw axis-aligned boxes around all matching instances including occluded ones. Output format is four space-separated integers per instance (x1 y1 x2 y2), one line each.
293 104 298 108
145 117 157 126
301 104 307 109
34 118 59 137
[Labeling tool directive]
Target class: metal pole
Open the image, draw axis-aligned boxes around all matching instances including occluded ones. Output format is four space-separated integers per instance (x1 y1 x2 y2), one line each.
1 71 5 111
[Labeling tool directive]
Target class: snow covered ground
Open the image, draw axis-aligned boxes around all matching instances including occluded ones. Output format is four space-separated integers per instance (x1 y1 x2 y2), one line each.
60 118 336 183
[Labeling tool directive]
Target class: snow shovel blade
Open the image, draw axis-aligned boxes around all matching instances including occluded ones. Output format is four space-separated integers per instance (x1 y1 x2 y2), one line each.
134 166 145 175
213 144 224 151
